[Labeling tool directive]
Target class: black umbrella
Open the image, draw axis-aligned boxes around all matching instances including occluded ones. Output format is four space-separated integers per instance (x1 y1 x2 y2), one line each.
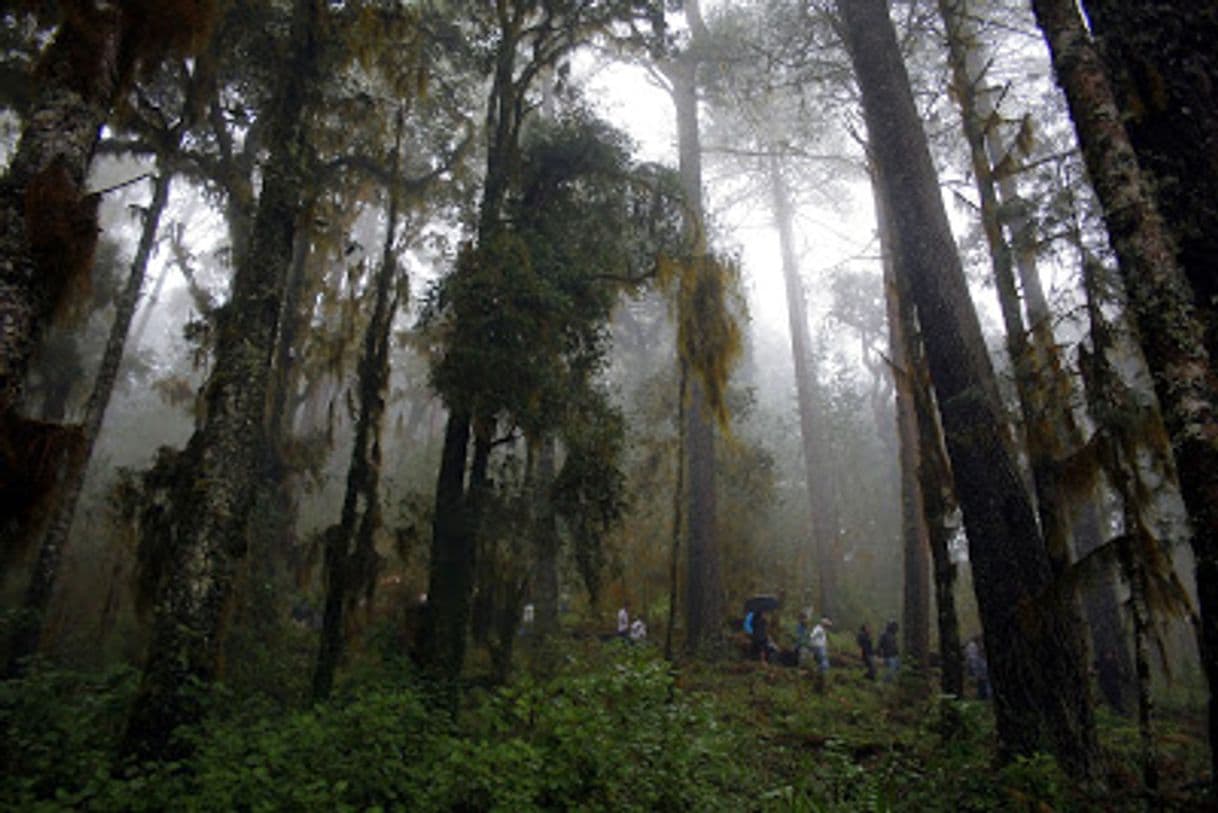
744 594 780 613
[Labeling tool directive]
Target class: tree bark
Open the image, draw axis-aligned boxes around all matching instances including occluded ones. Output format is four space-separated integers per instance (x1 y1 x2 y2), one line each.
667 33 723 654
873 171 937 680
0 5 121 416
123 0 321 757
420 407 473 698
840 0 1098 776
1031 0 1218 783
1080 0 1218 363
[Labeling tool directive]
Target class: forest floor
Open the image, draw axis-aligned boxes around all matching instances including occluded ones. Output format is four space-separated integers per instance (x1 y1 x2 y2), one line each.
664 641 1213 812
1 626 1213 811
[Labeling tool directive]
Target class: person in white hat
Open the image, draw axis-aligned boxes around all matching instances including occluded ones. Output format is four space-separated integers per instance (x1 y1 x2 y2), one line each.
809 617 831 673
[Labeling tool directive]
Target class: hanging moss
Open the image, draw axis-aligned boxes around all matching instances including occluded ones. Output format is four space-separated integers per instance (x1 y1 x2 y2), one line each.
22 158 99 324
658 251 744 429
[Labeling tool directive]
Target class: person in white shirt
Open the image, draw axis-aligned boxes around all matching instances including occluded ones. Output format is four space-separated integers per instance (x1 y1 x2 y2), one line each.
809 617 831 672
629 617 647 642
617 602 630 639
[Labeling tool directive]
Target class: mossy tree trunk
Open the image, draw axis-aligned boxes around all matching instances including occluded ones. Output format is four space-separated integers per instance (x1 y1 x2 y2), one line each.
666 0 723 654
312 116 404 701
0 5 121 417
1031 0 1218 784
1079 0 1218 363
123 0 321 758
840 0 1098 777
0 7 121 582
1081 0 1218 744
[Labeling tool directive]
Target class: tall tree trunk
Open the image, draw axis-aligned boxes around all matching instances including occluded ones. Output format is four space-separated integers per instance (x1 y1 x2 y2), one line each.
840 0 1098 776
941 0 1132 710
770 155 837 621
6 167 173 675
669 36 722 654
873 171 937 679
123 0 321 758
1082 0 1218 733
312 123 403 700
0 5 121 417
420 9 521 692
1031 0 1218 783
420 408 473 697
939 0 1075 573
0 7 122 582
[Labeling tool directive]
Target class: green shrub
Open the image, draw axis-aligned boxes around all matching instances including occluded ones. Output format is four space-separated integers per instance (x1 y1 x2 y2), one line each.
0 662 138 810
4 649 743 812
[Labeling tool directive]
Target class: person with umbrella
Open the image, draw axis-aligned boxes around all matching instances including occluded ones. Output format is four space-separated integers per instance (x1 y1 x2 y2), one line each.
744 595 779 663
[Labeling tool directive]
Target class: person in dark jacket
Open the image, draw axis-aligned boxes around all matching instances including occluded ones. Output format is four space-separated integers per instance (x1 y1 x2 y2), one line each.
751 609 770 663
857 623 876 680
878 620 899 681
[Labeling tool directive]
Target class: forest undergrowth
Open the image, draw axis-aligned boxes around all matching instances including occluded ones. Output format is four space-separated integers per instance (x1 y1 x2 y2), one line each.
0 627 1211 812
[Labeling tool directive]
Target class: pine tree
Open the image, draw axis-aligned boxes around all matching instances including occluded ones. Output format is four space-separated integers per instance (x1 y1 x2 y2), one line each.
839 0 1098 776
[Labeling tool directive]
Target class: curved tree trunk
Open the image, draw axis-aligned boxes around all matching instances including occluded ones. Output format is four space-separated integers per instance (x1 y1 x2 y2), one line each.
1031 0 1218 784
123 0 321 758
840 0 1098 777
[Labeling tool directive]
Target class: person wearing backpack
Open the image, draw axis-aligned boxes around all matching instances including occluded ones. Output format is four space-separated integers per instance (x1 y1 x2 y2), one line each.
749 610 769 662
878 620 900 681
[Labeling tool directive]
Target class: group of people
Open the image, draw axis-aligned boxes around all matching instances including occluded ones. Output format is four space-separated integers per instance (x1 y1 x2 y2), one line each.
795 613 831 672
740 607 903 685
617 601 648 642
855 620 900 681
612 599 989 700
